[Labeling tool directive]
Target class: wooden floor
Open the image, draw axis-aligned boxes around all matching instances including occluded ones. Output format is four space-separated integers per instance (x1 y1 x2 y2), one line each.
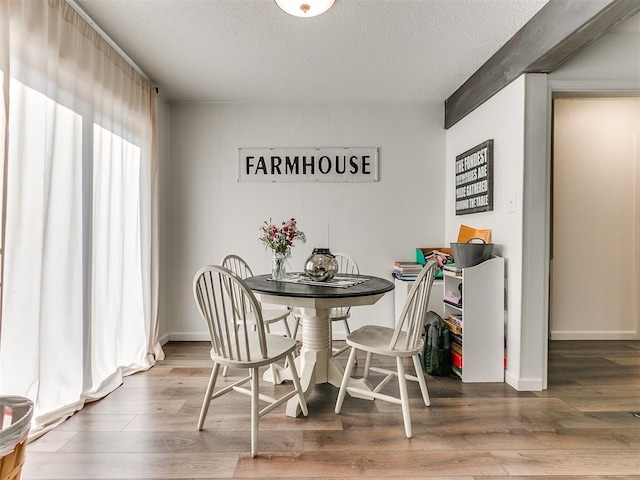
21 339 640 479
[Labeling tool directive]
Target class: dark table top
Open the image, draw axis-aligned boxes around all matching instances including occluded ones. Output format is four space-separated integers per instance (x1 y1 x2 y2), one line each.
245 273 394 299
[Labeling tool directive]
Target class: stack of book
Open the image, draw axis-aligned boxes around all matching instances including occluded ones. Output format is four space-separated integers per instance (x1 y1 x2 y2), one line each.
443 263 462 276
416 248 453 279
392 261 423 280
444 314 463 376
443 313 462 334
450 335 463 374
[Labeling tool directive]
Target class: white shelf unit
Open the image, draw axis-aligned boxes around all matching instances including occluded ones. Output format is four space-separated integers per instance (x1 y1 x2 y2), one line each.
443 256 504 382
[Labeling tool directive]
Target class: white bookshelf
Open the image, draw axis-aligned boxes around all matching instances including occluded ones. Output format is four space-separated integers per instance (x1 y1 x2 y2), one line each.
444 256 504 382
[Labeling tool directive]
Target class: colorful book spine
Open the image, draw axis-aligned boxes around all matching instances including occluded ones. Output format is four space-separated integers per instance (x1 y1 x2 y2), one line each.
451 350 462 368
448 314 463 327
443 318 462 335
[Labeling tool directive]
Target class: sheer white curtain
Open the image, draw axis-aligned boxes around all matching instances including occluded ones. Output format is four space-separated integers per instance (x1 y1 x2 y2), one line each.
0 0 162 437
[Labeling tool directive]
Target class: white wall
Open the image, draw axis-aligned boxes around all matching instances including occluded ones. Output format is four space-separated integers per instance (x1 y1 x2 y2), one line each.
164 102 445 340
546 14 640 342
157 93 171 343
551 98 639 340
445 75 540 390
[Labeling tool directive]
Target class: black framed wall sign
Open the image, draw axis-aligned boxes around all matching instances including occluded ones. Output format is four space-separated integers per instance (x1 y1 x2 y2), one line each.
455 140 494 215
238 147 378 183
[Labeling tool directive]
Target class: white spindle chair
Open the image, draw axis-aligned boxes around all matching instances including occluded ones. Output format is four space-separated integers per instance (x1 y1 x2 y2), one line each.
193 265 308 457
334 261 437 438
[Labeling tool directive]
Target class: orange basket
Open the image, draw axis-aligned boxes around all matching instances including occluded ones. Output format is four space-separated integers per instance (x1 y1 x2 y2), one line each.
0 397 33 480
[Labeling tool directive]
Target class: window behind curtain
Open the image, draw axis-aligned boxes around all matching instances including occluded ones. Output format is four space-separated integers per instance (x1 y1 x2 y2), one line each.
0 0 161 437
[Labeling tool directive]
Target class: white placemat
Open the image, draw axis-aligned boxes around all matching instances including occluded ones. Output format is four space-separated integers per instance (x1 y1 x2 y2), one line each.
268 273 369 288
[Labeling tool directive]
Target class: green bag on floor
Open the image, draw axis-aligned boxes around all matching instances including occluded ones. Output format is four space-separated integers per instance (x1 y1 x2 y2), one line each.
421 311 451 376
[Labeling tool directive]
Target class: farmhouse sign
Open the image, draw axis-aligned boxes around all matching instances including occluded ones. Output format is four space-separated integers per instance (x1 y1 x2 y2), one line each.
455 140 494 215
238 147 378 183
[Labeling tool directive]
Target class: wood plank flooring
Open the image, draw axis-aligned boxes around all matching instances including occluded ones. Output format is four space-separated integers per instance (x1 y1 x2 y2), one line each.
21 340 640 479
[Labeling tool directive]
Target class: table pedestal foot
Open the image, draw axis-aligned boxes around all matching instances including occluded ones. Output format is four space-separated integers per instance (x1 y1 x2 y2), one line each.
286 348 317 417
263 356 299 385
327 357 346 388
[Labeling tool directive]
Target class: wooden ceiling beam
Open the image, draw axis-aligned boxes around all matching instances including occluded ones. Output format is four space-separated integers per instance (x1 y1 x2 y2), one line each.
444 0 640 129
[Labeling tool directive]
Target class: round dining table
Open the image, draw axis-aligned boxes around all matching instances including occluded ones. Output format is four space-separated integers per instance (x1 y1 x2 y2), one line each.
244 273 394 417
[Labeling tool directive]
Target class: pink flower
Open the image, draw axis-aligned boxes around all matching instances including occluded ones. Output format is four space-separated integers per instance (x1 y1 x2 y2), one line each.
259 218 306 254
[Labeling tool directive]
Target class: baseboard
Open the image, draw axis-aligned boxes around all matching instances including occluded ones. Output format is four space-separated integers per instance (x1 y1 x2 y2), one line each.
505 370 544 391
169 332 211 342
159 333 171 345
550 330 639 340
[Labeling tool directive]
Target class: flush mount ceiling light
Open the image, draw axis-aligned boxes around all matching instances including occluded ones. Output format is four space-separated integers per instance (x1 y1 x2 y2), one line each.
275 0 335 17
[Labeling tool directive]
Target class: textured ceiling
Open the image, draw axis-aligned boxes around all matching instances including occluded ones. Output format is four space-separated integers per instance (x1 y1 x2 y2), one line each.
74 0 552 103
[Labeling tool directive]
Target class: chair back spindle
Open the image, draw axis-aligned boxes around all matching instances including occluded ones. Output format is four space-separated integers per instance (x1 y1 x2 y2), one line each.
193 265 268 363
390 261 437 351
219 254 294 346
330 253 359 318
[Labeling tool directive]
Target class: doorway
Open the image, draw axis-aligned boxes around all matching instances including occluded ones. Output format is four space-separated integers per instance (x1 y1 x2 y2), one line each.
550 96 640 340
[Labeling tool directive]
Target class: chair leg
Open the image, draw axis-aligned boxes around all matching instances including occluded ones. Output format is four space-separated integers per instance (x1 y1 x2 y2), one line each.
250 367 259 458
342 318 351 335
282 316 292 338
262 322 280 384
197 363 220 430
396 357 412 438
412 354 430 406
267 364 278 385
286 352 308 416
363 352 373 380
335 347 357 414
291 315 301 339
342 319 356 365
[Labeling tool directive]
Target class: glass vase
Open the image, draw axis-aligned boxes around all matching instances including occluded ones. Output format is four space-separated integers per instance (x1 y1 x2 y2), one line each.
272 252 287 281
304 247 338 281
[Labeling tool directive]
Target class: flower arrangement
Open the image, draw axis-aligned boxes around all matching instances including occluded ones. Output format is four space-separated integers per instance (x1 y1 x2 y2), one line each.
258 218 306 255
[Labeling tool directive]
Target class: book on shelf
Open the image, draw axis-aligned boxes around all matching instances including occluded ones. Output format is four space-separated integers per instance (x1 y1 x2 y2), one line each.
392 271 419 281
450 341 462 355
392 261 423 281
393 261 422 267
443 263 462 275
392 270 422 274
443 317 462 335
443 294 461 307
450 350 462 368
393 263 423 273
448 314 462 327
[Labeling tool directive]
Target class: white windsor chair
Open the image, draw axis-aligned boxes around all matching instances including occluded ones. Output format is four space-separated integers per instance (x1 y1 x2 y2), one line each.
334 261 437 438
193 265 308 457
